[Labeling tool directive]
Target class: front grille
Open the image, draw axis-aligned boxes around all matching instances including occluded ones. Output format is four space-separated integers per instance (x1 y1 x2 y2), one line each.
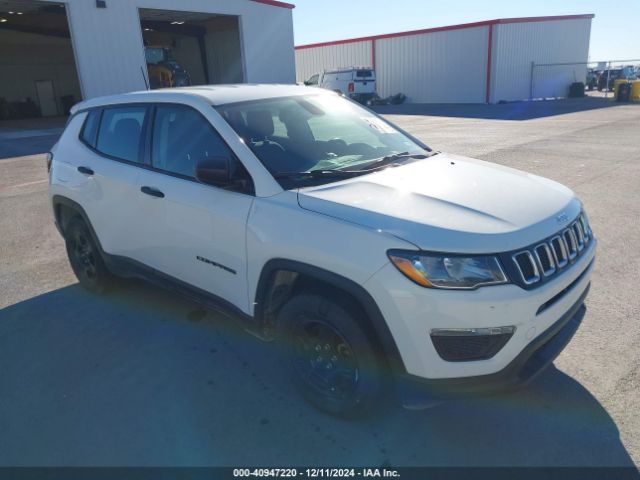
504 213 593 289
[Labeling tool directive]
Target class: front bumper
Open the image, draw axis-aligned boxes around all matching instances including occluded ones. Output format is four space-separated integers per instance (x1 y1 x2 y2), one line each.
364 234 595 406
398 282 589 407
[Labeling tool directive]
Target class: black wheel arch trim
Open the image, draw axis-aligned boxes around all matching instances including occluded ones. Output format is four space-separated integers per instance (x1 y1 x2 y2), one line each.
255 258 407 376
52 195 106 255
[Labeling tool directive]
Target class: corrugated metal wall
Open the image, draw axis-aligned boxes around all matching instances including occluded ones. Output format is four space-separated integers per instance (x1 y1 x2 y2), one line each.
374 27 488 103
295 41 372 84
37 0 295 99
295 16 592 104
491 18 592 102
295 27 488 103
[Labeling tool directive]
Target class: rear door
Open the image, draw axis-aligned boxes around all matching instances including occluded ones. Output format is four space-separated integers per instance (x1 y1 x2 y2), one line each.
135 103 254 309
73 105 150 259
353 69 376 95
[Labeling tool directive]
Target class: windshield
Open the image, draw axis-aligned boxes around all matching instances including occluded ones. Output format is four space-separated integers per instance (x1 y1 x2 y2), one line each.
216 94 431 188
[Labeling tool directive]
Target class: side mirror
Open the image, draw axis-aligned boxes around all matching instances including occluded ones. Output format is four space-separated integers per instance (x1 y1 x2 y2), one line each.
303 80 311 86
195 156 230 187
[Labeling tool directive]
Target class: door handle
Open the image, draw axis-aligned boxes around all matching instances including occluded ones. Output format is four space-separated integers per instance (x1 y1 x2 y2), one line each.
77 166 94 176
140 186 165 198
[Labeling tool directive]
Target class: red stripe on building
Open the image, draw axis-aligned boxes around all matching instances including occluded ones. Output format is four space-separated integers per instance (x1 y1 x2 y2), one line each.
295 14 594 50
250 0 295 9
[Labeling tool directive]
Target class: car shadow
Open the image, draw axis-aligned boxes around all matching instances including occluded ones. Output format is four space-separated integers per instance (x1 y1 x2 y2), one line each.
0 281 637 469
372 97 630 121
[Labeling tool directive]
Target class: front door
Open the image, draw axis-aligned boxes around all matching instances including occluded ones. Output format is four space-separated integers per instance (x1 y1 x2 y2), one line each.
136 104 254 310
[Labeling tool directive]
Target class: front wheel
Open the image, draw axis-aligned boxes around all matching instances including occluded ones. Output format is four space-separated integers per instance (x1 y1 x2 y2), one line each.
276 293 383 417
64 217 112 293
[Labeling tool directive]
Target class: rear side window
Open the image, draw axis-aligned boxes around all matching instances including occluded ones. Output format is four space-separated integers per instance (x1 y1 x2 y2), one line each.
80 109 101 148
96 106 147 163
151 104 233 178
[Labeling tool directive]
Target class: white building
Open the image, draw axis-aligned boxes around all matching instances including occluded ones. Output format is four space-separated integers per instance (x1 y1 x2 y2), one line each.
0 0 295 117
295 14 594 104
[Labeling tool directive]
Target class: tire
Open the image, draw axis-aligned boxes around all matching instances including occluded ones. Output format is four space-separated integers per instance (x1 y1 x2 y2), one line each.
64 216 111 293
276 293 383 417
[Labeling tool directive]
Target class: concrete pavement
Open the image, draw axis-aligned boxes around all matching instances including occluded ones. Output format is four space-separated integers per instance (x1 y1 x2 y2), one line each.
0 98 638 467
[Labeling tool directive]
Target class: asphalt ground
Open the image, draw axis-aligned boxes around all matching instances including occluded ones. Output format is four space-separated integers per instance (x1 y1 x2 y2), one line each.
0 97 639 468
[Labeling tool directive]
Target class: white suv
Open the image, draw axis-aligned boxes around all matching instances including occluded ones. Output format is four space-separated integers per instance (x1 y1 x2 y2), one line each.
49 85 595 416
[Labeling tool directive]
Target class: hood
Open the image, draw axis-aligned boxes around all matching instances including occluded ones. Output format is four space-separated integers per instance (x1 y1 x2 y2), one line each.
297 153 582 253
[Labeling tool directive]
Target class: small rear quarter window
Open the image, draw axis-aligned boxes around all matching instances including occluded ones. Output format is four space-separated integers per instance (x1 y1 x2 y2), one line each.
80 109 101 148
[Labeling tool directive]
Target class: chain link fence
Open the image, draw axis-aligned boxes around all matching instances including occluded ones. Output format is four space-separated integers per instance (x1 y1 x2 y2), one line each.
529 59 640 100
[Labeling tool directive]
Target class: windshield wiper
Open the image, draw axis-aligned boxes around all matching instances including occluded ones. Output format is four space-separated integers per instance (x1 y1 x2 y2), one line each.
273 169 368 180
274 151 440 180
349 151 435 171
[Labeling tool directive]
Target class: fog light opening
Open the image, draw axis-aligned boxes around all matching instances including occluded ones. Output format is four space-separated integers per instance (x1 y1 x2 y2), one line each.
430 326 516 362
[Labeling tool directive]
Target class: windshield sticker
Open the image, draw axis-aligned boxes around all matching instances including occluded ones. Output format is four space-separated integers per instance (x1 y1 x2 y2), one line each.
362 117 396 134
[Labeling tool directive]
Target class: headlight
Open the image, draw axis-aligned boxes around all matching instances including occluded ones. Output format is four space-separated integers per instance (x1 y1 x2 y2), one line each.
387 250 508 290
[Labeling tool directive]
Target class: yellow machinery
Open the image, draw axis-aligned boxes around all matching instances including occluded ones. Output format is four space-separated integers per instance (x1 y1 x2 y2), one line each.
631 81 640 102
145 46 191 89
612 79 640 102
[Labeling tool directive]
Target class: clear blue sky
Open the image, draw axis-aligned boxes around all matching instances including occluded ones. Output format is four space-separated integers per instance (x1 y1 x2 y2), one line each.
292 0 639 61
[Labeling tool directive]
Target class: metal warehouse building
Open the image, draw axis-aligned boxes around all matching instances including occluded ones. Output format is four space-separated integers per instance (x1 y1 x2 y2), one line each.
0 0 295 118
295 14 594 104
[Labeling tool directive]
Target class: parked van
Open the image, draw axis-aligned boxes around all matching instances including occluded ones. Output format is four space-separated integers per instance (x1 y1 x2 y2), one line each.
305 67 376 104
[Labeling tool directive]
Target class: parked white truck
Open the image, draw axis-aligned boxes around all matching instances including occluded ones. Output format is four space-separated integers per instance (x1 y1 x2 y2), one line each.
304 67 376 104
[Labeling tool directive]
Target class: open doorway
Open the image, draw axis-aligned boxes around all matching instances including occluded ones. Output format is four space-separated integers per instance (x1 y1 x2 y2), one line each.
138 8 244 89
0 0 81 120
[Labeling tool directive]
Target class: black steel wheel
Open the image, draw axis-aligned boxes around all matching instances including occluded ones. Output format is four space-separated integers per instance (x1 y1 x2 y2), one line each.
292 318 360 402
277 293 383 416
65 217 111 293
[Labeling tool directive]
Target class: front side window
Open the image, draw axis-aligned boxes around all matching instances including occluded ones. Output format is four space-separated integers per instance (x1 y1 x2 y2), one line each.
152 104 238 180
96 106 147 163
217 94 431 188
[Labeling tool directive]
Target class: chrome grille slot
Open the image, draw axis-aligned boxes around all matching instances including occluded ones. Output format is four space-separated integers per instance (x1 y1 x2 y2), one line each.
534 243 556 276
572 221 585 251
512 251 540 285
550 235 568 268
563 229 578 259
579 214 591 242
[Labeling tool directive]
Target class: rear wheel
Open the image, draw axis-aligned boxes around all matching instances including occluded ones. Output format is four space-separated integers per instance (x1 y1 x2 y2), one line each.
276 293 383 417
64 217 111 293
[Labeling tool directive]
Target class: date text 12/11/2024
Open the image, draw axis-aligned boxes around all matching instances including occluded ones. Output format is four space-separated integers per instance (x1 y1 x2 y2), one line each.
232 468 401 478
